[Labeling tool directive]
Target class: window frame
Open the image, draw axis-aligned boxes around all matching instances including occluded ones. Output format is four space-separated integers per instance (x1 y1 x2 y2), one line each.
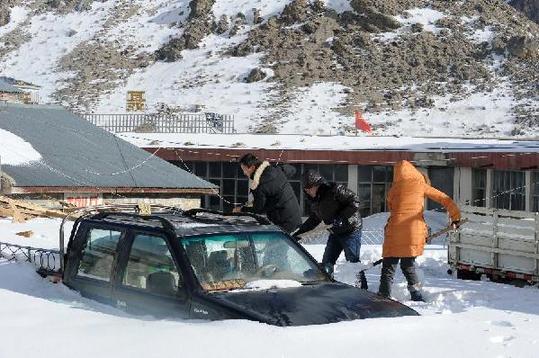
492 170 526 211
180 230 330 291
532 171 539 212
115 228 187 299
357 165 393 217
74 226 124 283
471 169 487 207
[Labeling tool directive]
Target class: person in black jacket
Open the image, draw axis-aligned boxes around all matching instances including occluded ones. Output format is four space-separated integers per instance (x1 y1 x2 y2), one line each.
294 170 368 289
233 153 302 233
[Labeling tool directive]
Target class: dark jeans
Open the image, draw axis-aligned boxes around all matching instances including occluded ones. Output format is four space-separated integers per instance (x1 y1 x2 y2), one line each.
378 257 420 298
322 229 367 289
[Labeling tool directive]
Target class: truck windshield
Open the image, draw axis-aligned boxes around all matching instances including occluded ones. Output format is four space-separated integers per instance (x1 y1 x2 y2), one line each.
181 231 327 291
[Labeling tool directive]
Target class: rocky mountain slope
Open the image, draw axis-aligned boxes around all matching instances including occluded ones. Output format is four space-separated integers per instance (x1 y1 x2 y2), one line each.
509 0 539 24
0 0 537 137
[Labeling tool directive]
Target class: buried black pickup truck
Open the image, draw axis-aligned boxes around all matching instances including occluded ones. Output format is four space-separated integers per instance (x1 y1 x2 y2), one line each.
60 207 418 326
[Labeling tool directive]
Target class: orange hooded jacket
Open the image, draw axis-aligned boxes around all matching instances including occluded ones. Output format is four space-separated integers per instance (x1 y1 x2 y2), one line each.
383 160 461 258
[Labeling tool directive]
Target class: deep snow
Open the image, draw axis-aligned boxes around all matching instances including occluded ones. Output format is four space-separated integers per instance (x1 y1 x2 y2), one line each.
0 215 538 357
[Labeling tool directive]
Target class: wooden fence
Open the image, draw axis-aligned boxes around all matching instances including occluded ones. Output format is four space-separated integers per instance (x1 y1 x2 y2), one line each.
80 113 235 134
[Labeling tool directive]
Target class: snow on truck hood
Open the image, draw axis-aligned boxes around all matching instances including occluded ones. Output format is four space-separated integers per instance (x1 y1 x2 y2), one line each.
211 282 418 326
243 280 303 290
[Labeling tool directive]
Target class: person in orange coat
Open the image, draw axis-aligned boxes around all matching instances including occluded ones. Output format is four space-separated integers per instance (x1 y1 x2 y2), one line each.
378 160 461 301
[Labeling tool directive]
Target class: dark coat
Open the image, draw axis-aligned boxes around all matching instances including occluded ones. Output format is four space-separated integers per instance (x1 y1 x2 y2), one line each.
295 182 362 236
241 161 302 233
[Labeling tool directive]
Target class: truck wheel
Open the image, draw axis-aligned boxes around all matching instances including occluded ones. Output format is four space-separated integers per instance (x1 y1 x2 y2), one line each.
456 269 481 281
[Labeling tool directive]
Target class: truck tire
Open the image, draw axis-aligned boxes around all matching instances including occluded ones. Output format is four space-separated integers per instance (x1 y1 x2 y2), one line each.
456 268 481 281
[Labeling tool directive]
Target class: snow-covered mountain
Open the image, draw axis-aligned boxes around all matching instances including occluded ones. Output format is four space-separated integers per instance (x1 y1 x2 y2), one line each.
0 0 537 136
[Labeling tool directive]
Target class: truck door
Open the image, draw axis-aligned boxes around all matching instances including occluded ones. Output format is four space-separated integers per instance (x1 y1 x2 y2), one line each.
63 225 124 306
112 231 190 318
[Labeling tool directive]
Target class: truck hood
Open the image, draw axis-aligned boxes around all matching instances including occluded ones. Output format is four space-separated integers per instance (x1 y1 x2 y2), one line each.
210 282 419 326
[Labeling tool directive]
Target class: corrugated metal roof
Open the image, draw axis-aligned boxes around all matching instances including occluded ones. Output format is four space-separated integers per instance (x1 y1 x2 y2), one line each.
0 79 23 94
0 103 216 191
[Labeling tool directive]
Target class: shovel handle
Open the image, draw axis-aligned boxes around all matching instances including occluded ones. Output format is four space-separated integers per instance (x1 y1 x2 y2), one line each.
359 258 383 273
426 218 469 243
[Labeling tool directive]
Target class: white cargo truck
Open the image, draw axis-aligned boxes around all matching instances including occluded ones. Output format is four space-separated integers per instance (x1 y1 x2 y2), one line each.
448 206 539 284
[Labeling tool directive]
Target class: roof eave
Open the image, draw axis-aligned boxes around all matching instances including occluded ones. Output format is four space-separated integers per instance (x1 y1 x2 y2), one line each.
9 186 219 195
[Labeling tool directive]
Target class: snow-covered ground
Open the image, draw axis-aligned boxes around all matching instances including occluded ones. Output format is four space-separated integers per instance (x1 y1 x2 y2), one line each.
1 215 538 357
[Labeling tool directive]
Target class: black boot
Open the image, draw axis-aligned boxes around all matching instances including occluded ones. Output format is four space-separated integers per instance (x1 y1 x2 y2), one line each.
410 290 425 302
355 270 368 290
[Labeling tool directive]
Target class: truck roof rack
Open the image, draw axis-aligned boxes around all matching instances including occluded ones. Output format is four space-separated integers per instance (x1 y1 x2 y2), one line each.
59 204 274 272
59 204 182 272
183 208 272 226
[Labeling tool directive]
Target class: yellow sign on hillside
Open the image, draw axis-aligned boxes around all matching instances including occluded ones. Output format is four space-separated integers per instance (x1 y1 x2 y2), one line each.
126 91 145 112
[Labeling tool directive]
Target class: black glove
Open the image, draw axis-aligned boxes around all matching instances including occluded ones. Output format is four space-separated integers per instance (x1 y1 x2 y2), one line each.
329 217 350 235
290 229 302 242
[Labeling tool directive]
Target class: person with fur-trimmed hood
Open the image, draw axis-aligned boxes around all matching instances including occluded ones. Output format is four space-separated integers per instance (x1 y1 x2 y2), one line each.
233 153 302 233
379 160 461 302
293 169 368 289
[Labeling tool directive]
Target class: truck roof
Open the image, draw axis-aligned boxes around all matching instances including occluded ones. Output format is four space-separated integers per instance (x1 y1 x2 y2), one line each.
83 210 280 237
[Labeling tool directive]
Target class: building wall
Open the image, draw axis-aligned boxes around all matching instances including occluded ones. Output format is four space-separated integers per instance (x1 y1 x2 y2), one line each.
173 159 539 216
176 160 391 217
101 194 201 209
9 193 201 210
0 92 23 103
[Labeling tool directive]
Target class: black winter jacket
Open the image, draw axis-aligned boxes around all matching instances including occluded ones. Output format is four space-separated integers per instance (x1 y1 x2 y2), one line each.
241 161 302 233
295 182 362 236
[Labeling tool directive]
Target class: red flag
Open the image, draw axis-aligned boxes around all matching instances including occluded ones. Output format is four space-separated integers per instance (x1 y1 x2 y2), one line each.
354 111 372 133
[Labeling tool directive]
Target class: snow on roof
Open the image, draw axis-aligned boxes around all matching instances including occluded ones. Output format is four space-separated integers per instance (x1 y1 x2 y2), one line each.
0 128 42 165
0 103 216 190
0 79 23 94
119 132 539 153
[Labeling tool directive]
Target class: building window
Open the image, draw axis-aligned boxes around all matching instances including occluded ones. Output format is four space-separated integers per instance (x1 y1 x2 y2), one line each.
492 170 525 211
174 161 248 212
175 161 350 217
472 169 487 207
532 171 539 212
357 166 393 217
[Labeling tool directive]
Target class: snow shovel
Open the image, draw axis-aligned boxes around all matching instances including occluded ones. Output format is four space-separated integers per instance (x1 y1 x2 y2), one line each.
357 259 383 273
425 218 468 244
353 259 383 288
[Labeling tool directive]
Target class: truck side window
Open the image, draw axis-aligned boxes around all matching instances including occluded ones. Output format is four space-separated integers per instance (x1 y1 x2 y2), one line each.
77 228 122 282
123 234 182 295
